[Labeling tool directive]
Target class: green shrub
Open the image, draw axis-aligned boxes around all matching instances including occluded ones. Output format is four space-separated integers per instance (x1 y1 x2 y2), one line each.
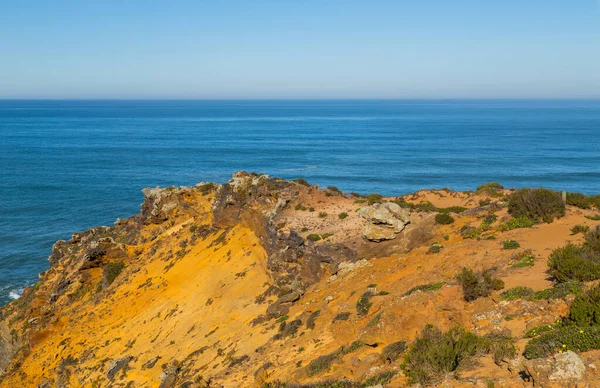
507 188 565 223
295 203 307 211
365 193 383 205
427 242 443 254
586 214 600 221
294 178 310 186
567 285 600 327
402 325 480 386
499 215 535 231
103 262 125 286
318 212 327 218
460 225 480 239
415 201 437 212
404 282 445 296
512 249 535 267
435 213 454 225
306 348 343 376
529 281 583 300
567 192 592 209
381 341 406 362
502 239 520 250
592 195 600 209
338 212 348 220
327 186 342 194
456 267 504 302
361 371 396 386
307 234 322 242
548 244 600 282
480 214 498 229
476 182 504 196
524 322 562 338
500 286 534 300
356 292 373 316
524 325 600 359
584 226 600 252
332 312 351 322
480 332 517 365
571 224 590 235
306 310 321 329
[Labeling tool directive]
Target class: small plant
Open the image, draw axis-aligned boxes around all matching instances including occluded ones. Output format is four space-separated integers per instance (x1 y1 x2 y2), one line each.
332 312 351 322
189 225 197 233
404 282 445 296
571 224 590 235
524 322 562 338
318 212 328 218
338 212 348 220
306 310 321 329
586 214 600 221
456 267 504 302
326 186 342 194
306 234 322 242
381 341 406 362
365 193 383 205
502 239 520 250
499 215 535 231
476 182 504 196
356 292 373 316
300 227 309 232
427 242 443 254
507 188 565 223
321 232 333 239
295 203 307 211
294 178 310 186
512 249 535 267
500 286 534 300
435 213 454 225
103 262 125 286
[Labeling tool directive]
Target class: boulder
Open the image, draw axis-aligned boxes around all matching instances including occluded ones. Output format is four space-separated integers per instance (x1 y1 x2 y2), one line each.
106 356 132 380
524 351 585 387
358 203 410 241
362 224 396 242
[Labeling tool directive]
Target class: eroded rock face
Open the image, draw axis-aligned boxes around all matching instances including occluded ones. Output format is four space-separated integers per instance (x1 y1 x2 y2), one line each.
0 322 16 375
524 351 585 387
358 203 410 241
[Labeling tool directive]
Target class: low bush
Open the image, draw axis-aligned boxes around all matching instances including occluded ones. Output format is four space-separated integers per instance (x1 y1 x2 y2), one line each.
356 292 373 316
306 234 322 242
571 224 590 235
294 178 310 186
306 348 343 376
567 285 600 327
318 212 327 218
529 281 583 300
585 214 600 221
566 192 592 209
338 212 348 220
525 322 562 338
500 286 534 300
404 282 445 296
306 310 321 329
438 206 468 214
548 244 600 282
476 182 504 196
381 341 406 362
480 332 517 365
332 312 351 322
507 188 565 223
456 267 504 302
524 325 600 359
427 242 443 254
365 194 383 205
502 239 520 250
103 262 125 286
499 215 535 231
512 250 535 267
402 325 480 386
435 213 454 225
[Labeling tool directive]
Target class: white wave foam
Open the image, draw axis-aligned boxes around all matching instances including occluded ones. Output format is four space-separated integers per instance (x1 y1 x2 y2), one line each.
8 290 22 300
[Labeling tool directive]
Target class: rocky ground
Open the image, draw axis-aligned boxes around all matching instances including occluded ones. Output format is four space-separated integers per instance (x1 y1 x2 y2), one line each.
1 172 599 387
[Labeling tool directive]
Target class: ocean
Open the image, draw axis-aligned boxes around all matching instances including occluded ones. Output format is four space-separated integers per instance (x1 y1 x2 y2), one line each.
1 99 599 305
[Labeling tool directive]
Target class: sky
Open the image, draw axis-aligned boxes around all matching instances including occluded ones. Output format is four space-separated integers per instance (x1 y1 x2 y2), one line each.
0 0 599 99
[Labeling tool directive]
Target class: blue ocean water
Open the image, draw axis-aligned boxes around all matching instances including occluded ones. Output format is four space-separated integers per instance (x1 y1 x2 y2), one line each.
1 99 599 304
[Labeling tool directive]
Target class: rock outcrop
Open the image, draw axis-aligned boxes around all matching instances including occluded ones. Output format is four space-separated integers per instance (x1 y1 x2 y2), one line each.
358 202 410 241
524 351 586 387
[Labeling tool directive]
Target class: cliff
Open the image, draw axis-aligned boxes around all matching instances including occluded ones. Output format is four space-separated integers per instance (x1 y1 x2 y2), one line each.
1 172 600 387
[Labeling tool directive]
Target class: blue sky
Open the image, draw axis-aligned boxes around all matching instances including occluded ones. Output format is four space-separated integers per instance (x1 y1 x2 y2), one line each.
0 1 599 99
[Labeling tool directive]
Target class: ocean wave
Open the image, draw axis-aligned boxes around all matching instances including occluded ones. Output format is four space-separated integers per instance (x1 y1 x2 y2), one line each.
9 289 22 300
277 166 318 172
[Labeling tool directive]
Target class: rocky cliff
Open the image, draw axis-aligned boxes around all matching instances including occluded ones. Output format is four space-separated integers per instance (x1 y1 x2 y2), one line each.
1 173 600 387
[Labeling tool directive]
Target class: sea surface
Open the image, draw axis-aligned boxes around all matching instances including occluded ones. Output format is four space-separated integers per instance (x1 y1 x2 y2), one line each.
1 99 599 305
